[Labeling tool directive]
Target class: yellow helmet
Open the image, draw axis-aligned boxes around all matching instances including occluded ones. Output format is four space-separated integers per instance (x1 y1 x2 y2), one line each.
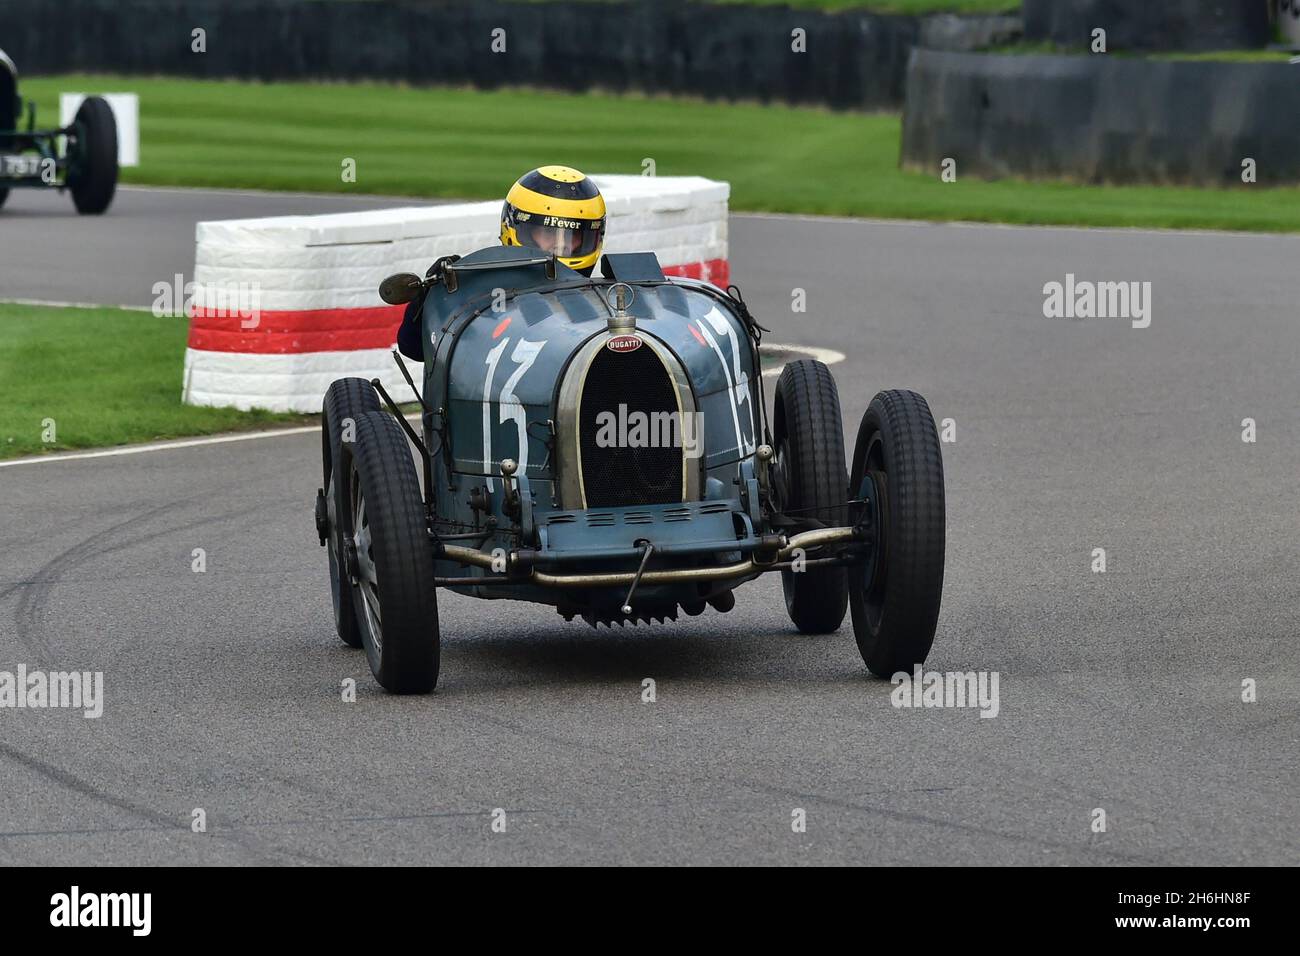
500 166 606 276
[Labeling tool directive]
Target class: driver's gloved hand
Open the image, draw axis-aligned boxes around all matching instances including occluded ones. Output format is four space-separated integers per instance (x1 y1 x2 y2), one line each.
396 291 427 362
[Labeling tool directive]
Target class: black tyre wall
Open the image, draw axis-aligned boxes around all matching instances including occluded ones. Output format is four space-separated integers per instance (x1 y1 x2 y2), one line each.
849 389 945 677
69 96 118 214
773 360 849 634
321 378 381 649
342 410 440 694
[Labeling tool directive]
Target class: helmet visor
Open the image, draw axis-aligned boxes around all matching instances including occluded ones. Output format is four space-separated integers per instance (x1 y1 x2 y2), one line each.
520 219 604 260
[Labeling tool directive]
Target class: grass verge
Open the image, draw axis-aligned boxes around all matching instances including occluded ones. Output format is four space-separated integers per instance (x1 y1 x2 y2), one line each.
0 303 308 460
983 41 1296 61
19 75 1300 233
709 0 1017 11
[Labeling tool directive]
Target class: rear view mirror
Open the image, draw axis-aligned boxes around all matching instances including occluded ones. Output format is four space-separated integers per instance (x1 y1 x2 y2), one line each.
379 272 425 305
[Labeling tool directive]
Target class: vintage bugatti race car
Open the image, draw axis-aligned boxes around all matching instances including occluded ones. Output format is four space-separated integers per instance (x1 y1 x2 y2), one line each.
314 246 946 693
0 48 118 214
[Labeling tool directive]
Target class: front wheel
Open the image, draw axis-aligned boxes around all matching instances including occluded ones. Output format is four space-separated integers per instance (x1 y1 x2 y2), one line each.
321 377 381 648
341 410 440 693
848 389 945 677
68 96 118 215
772 360 849 634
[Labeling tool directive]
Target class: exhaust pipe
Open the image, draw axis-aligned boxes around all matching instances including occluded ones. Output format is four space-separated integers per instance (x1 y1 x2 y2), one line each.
437 526 861 589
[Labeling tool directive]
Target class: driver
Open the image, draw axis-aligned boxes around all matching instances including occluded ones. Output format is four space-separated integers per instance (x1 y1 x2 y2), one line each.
397 166 606 361
499 165 607 276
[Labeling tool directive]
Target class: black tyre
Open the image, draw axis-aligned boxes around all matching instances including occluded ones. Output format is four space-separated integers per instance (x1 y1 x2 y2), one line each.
772 360 849 633
321 378 381 648
340 410 440 693
0 188 8 211
848 389 945 677
68 96 118 215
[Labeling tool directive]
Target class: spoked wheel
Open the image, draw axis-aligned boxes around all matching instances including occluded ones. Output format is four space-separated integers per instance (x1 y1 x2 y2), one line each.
320 378 381 648
340 410 440 694
772 359 849 634
848 389 946 677
349 488 384 656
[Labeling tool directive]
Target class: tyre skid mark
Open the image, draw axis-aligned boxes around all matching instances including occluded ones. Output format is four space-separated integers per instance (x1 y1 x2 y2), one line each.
739 778 1170 865
0 739 335 865
5 499 270 667
7 504 187 666
419 701 1170 863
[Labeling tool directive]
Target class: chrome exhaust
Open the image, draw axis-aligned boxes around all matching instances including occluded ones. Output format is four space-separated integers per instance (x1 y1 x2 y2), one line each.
437 527 861 589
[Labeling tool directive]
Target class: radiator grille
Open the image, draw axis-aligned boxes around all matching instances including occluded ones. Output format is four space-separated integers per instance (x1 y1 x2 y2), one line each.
578 344 683 508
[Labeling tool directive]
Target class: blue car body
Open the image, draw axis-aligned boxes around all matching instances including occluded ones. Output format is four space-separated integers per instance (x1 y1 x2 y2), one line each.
408 245 775 622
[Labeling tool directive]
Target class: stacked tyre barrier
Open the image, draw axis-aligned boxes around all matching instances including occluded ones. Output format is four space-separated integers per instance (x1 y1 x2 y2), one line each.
182 175 730 413
0 0 925 111
1021 0 1272 52
900 49 1300 187
0 0 1028 111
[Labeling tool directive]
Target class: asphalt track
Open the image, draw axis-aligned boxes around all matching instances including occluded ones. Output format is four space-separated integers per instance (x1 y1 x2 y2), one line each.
1 186 1297 865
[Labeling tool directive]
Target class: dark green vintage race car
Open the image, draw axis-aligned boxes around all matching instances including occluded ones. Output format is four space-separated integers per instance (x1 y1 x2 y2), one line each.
0 48 118 214
315 247 947 693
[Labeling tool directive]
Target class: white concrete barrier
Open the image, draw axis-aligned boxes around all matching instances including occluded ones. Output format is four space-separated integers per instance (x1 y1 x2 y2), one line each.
59 93 139 167
183 175 730 412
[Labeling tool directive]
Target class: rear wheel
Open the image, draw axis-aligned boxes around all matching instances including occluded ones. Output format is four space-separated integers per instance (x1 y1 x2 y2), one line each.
321 378 381 648
772 360 849 634
68 96 118 215
0 189 9 211
341 410 440 694
848 389 945 677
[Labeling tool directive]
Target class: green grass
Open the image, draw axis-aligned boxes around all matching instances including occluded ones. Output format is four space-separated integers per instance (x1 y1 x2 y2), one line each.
339 0 1017 8
984 40 1295 61
19 74 1300 232
488 0 1019 11
1149 49 1296 62
0 303 307 459
707 0 1017 11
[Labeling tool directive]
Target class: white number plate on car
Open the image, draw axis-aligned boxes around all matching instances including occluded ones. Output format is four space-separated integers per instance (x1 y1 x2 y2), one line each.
0 154 43 178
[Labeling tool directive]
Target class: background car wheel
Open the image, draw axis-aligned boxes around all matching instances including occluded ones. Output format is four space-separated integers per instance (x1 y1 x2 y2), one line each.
68 96 118 215
321 377 381 648
772 359 849 634
848 389 945 677
341 410 440 694
0 188 9 211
